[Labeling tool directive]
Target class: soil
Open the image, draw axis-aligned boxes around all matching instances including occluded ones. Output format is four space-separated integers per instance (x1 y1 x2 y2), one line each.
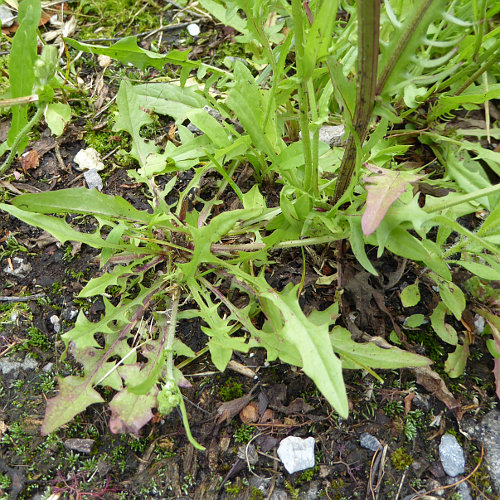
1 8 499 500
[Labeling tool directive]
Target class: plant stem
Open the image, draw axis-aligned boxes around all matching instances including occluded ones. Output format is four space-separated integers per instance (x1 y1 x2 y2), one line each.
333 0 380 204
423 183 500 213
0 104 45 176
291 0 316 197
165 287 180 381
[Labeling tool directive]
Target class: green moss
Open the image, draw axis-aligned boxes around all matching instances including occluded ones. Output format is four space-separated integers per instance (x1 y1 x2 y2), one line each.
249 487 265 500
13 327 51 353
76 0 163 40
233 424 255 443
390 448 413 470
296 465 318 485
225 482 241 497
219 377 243 401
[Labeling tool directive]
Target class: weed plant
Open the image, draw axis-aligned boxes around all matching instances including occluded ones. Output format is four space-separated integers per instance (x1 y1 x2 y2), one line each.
0 0 499 445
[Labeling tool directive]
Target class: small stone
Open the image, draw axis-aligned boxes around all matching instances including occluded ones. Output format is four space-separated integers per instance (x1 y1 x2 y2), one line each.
318 124 345 147
360 432 381 452
98 54 112 68
49 315 61 333
74 148 105 172
187 123 201 134
439 434 465 477
83 168 103 191
187 23 200 37
64 438 95 454
42 363 54 373
0 4 15 28
277 436 315 474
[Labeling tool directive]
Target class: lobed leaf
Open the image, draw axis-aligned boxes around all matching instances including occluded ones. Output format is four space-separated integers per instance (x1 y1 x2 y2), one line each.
41 376 104 435
65 36 197 72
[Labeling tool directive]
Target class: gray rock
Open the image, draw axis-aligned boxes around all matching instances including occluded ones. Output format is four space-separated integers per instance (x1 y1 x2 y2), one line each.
277 436 315 474
439 434 465 477
270 489 290 500
300 124 345 148
360 432 381 452
446 476 472 500
64 438 95 454
84 168 103 191
463 410 500 494
299 480 320 499
249 476 271 494
0 357 38 376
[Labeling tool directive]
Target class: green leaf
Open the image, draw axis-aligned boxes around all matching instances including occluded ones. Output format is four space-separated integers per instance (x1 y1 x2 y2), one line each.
261 284 348 418
41 376 104 435
405 314 425 328
430 302 458 345
227 62 276 158
132 82 206 123
44 102 71 136
0 203 130 250
444 341 469 378
330 326 430 370
65 36 197 72
198 0 248 34
186 108 231 148
303 0 338 80
7 0 41 152
348 217 378 276
10 187 152 223
429 85 500 122
400 282 421 307
113 80 158 169
442 145 497 211
448 260 500 281
436 279 465 321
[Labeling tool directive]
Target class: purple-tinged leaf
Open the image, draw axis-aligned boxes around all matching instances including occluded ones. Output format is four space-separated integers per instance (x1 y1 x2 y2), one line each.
41 376 104 435
362 163 421 236
109 386 158 434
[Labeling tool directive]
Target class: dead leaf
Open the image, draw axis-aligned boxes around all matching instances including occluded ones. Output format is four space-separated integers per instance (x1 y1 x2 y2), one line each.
412 366 461 412
19 150 39 173
403 392 414 416
362 163 421 236
283 397 315 415
259 408 274 423
216 394 254 424
240 401 259 423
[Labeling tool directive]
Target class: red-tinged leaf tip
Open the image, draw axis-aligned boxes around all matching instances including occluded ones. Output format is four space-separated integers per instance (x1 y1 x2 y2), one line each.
109 387 158 435
41 376 104 435
362 164 421 236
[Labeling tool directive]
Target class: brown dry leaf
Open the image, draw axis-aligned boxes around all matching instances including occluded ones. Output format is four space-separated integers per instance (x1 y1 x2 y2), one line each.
0 420 7 438
283 417 297 426
259 408 274 424
19 149 39 173
216 394 253 424
403 392 414 416
283 397 315 415
412 366 461 412
240 401 259 423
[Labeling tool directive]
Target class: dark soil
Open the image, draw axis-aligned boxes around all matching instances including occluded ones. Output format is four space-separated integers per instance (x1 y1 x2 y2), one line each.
1 10 499 500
